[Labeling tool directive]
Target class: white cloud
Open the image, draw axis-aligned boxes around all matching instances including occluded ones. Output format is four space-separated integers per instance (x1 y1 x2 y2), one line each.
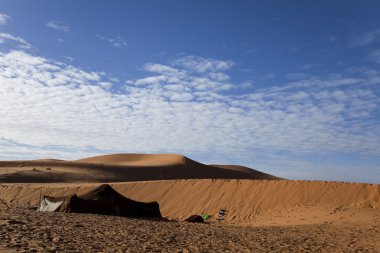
46 20 70 32
98 35 128 49
0 13 10 26
172 55 234 73
168 92 193 102
208 72 230 81
350 29 380 47
108 36 128 48
134 75 168 86
131 58 233 92
0 49 379 164
143 63 185 77
0 33 32 49
0 137 103 160
64 56 74 61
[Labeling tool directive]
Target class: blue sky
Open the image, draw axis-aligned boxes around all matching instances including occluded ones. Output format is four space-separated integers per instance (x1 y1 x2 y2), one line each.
0 1 379 183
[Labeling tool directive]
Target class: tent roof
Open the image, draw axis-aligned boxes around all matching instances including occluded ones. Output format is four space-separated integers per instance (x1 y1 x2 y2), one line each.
79 184 125 200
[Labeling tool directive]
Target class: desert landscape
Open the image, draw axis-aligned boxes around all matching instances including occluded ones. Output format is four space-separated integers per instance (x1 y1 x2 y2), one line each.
0 154 379 252
1 1 380 252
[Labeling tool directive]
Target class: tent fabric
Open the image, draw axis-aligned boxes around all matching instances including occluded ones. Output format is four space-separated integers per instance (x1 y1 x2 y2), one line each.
38 184 162 218
37 198 63 212
185 215 204 223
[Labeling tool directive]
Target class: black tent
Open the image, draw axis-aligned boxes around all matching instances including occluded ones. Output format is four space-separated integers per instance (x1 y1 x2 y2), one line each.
38 184 162 218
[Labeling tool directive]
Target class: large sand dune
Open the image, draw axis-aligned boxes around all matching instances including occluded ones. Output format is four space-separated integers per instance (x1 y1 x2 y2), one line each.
0 154 280 183
1 179 379 226
0 153 378 226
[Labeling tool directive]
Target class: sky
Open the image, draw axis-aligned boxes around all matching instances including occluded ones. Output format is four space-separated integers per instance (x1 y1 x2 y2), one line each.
0 1 379 183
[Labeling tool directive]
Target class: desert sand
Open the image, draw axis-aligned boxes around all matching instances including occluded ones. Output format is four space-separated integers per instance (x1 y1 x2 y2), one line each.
0 154 379 252
0 154 280 183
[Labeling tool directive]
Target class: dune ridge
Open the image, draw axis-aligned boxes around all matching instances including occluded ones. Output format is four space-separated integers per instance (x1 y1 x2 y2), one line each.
210 164 279 180
0 153 281 183
75 153 186 166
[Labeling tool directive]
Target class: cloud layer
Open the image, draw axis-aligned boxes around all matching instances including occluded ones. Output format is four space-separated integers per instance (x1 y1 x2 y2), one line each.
0 48 379 165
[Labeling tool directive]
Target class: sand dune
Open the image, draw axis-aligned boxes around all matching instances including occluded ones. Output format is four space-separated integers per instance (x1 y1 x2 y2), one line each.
75 153 186 166
0 154 281 183
1 179 379 226
1 153 379 251
211 164 279 180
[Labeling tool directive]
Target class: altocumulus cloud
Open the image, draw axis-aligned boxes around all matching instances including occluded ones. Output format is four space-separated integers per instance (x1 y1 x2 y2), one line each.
0 33 32 49
0 44 380 161
0 12 10 26
98 35 128 49
46 20 70 32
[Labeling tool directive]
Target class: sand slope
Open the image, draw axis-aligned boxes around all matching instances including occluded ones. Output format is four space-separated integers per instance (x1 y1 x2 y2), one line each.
1 179 379 226
211 164 279 180
0 154 281 183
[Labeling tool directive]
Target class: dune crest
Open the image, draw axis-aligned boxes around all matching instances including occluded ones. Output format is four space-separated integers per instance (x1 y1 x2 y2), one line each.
75 153 187 166
0 153 280 183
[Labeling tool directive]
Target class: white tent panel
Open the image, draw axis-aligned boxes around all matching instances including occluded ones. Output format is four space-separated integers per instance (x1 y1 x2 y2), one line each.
38 197 63 212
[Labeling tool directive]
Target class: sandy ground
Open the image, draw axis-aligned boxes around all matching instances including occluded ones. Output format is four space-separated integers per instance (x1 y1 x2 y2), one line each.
0 203 379 252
